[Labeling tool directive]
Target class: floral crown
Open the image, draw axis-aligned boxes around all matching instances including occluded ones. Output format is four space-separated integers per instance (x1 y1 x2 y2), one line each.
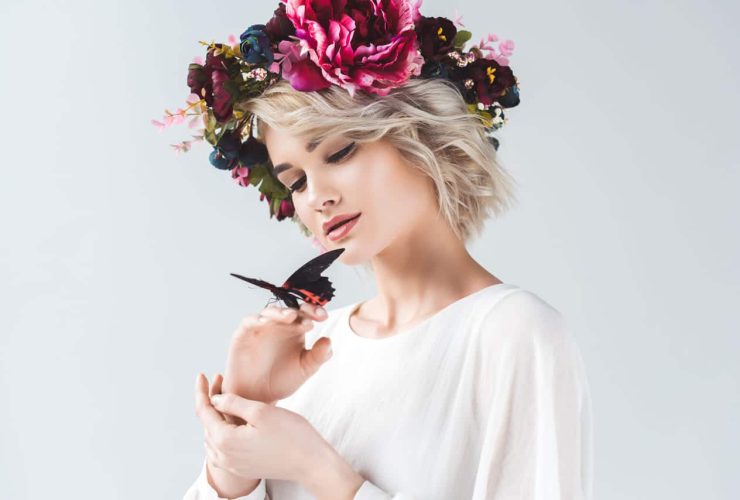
154 0 520 233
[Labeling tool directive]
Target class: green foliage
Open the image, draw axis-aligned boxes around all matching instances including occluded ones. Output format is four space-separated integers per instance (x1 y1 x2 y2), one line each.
453 30 472 50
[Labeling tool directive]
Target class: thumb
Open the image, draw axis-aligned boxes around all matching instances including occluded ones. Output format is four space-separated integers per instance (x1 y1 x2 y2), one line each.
210 393 268 426
303 337 333 375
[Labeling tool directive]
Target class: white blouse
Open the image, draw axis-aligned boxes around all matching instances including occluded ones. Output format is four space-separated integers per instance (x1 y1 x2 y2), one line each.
184 283 593 499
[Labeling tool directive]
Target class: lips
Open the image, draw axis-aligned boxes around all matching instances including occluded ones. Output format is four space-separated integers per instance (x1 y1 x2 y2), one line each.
323 212 361 235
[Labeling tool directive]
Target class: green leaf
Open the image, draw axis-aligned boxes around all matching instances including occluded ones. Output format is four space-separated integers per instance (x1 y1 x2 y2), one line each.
453 30 472 49
249 164 268 185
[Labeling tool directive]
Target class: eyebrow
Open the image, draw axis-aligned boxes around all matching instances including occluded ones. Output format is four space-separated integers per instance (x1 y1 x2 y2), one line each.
272 137 323 176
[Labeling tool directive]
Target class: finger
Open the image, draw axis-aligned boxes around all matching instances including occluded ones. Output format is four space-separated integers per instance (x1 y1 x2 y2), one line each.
301 336 333 377
257 307 315 335
211 392 269 428
299 302 328 322
209 373 223 399
210 374 244 426
194 373 227 429
259 305 299 324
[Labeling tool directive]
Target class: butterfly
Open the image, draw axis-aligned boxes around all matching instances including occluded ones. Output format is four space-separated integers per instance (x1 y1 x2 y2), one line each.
230 247 345 309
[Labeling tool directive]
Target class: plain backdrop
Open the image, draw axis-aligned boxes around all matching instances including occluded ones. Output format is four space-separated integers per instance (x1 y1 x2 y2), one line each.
1 1 738 499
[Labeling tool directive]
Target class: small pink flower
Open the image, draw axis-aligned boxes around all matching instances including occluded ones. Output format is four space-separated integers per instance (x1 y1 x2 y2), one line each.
170 141 192 155
231 166 251 187
473 34 514 66
494 55 510 66
187 114 205 129
452 8 465 28
165 113 185 126
193 56 204 65
151 119 167 132
227 33 238 47
498 39 515 57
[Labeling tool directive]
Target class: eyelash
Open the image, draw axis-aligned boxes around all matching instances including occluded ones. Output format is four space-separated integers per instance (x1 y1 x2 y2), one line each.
288 142 357 194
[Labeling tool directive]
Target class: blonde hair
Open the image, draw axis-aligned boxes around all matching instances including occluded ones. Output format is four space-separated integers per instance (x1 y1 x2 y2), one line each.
244 77 519 246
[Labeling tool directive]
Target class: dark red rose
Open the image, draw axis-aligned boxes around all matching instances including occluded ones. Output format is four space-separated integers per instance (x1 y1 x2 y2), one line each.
452 57 517 106
264 3 296 43
415 16 457 61
187 45 240 122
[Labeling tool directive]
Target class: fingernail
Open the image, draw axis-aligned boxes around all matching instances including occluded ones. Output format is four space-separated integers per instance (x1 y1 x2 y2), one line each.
316 306 326 317
211 395 222 406
326 345 333 359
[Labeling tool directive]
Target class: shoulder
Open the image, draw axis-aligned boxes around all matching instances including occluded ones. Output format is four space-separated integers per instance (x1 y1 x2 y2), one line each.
473 287 590 401
474 286 573 357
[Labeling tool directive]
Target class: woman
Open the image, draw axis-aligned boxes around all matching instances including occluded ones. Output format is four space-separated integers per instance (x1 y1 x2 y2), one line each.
157 1 594 497
182 76 593 499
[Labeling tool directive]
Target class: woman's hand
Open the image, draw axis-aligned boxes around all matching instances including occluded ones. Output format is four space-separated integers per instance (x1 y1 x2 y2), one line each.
222 303 333 410
196 372 337 484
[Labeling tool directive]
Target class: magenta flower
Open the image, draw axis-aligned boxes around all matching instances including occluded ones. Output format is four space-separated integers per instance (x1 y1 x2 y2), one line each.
270 39 331 91
258 192 296 220
231 166 251 187
276 0 425 97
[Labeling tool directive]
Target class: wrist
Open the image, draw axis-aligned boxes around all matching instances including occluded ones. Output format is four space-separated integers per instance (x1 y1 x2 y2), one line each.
206 459 260 498
301 445 365 500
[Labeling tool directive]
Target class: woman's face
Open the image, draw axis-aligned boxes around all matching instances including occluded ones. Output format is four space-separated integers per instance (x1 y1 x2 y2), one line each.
263 124 438 265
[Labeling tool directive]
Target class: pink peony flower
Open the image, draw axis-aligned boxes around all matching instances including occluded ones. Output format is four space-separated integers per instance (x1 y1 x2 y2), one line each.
270 39 331 91
276 0 425 97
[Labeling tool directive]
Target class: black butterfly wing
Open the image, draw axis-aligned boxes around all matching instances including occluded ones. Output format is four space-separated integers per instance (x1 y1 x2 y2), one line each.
281 248 345 306
229 274 308 309
229 274 279 292
230 248 345 309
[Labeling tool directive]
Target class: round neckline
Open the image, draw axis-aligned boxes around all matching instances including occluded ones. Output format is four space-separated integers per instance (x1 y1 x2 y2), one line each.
344 282 514 343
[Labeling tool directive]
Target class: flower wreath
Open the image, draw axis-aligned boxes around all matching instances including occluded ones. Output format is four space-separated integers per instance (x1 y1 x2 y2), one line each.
154 0 520 235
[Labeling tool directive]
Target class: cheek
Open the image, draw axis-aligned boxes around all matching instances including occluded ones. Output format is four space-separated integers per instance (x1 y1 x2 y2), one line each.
363 160 435 229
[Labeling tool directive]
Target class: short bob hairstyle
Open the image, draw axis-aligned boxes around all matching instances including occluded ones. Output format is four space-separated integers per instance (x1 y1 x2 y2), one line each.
244 77 518 245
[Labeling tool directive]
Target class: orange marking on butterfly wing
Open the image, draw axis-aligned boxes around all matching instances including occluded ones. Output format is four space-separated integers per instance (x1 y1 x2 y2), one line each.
295 288 329 306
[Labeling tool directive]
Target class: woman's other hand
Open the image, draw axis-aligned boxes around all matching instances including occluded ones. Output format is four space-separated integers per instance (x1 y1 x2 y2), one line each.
195 372 333 484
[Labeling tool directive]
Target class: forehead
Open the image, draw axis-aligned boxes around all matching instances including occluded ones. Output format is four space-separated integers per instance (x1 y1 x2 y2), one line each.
264 126 342 174
265 126 330 156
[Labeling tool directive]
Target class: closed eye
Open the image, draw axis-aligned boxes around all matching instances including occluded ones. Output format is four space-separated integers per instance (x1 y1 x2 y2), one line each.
287 142 357 194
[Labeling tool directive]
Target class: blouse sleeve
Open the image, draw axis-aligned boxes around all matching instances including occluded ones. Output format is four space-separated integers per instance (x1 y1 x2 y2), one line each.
470 290 594 500
353 480 416 500
183 458 270 500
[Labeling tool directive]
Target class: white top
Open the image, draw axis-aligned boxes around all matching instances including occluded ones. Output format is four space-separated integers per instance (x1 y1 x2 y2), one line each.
184 283 593 499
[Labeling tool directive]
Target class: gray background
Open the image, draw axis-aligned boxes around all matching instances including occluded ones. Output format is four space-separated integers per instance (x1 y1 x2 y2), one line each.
1 0 738 498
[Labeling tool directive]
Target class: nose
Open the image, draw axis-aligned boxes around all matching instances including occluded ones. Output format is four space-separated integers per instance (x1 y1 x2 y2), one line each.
305 173 341 212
